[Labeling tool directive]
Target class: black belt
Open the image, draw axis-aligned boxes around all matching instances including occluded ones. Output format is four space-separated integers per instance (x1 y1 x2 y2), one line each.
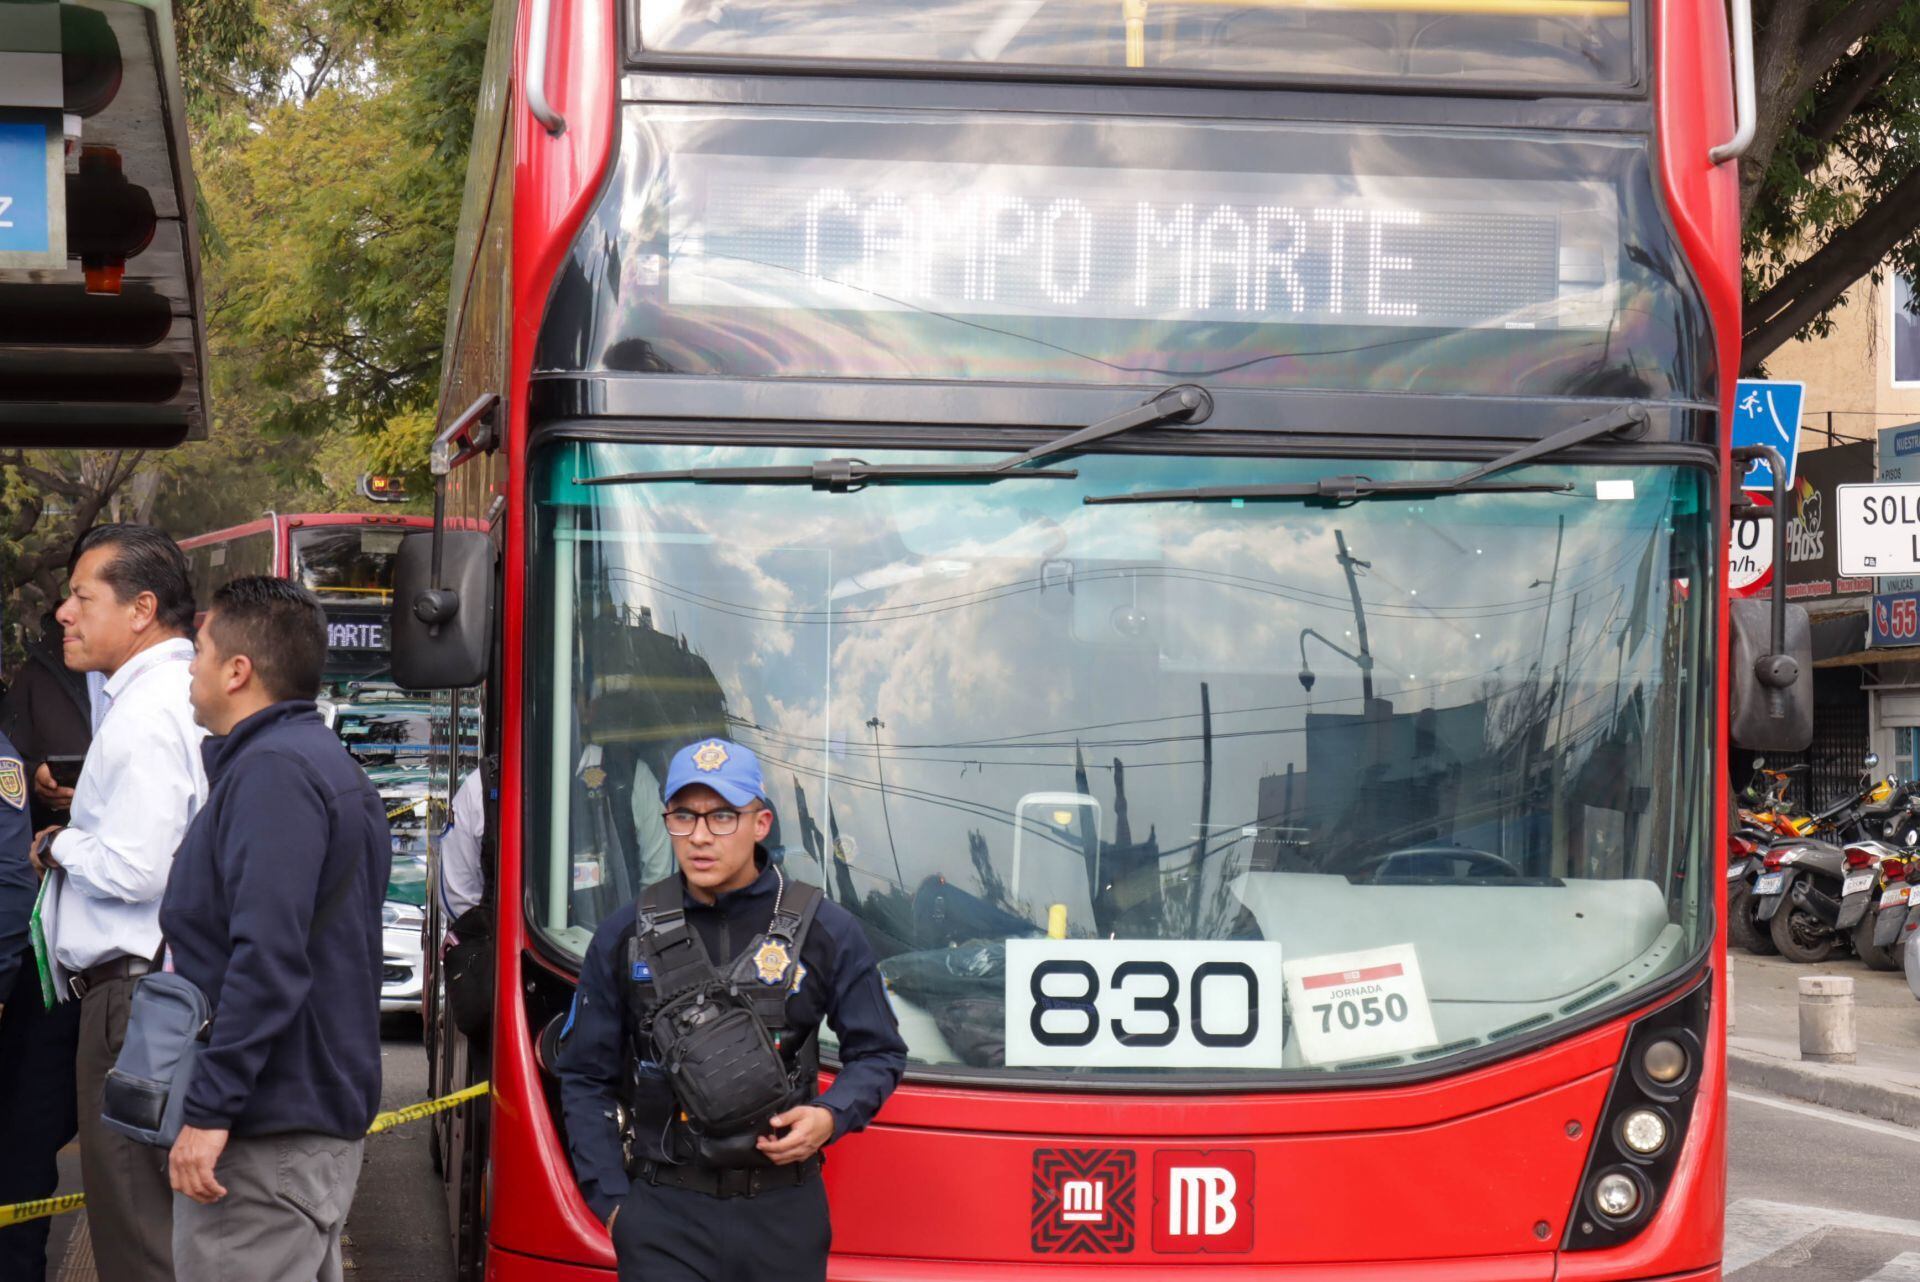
70 955 154 1000
639 1156 821 1199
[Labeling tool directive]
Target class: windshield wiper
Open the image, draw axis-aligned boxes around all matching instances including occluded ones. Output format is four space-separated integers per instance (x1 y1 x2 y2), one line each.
1082 402 1649 506
577 384 1214 492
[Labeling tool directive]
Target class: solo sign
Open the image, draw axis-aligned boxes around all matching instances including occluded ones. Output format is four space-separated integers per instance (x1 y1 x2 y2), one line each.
1837 483 1920 577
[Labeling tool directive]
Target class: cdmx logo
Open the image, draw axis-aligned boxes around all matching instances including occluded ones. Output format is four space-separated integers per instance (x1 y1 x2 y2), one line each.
1030 1149 1136 1254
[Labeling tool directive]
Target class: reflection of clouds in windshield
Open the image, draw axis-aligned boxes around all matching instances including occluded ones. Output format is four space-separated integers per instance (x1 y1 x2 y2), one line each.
562 452 1693 940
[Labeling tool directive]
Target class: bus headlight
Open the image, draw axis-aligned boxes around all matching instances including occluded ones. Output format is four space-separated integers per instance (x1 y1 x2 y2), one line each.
1641 1039 1688 1086
1619 1109 1669 1156
1594 1172 1641 1219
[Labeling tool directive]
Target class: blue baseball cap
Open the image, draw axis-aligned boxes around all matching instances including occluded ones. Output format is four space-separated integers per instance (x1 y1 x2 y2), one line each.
663 738 769 810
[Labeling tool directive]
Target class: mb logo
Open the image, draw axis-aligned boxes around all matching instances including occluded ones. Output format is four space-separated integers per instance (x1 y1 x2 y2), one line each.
1154 1150 1255 1253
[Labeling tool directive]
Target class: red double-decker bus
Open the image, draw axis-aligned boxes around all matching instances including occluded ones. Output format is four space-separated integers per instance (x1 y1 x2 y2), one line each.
179 512 431 678
390 0 1807 1276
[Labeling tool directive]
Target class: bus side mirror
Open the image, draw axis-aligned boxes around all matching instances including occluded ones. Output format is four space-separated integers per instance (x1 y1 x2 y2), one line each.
390 530 492 689
1729 598 1813 752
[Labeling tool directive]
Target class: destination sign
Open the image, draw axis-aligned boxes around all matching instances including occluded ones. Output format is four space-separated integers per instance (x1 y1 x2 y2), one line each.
326 611 390 653
665 154 1620 330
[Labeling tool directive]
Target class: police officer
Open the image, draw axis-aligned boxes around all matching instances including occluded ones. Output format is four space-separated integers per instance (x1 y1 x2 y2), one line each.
557 738 905 1282
0 732 71 1281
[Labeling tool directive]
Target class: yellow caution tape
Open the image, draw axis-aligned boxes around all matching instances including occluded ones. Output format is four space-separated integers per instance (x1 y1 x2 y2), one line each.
367 1081 491 1135
0 1081 490 1225
0 1193 86 1230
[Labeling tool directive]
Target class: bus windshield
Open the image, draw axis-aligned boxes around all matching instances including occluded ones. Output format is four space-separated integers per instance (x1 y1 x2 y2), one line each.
634 0 1636 89
530 440 1712 1081
292 525 408 602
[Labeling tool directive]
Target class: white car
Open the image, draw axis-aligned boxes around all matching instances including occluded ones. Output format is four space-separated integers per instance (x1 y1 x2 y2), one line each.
381 850 429 1014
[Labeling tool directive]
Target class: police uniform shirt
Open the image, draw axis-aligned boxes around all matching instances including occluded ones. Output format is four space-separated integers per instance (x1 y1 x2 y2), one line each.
0 737 38 1002
556 852 907 1220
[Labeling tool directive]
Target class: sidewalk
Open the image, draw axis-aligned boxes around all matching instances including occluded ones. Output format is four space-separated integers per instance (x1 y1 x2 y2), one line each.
1728 951 1920 1126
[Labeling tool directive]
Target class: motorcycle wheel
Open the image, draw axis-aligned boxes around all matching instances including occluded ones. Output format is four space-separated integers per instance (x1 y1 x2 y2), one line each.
1728 885 1776 954
1853 920 1900 971
1770 904 1837 963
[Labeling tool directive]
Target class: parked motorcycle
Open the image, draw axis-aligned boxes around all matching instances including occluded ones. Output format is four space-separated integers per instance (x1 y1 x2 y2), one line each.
1749 755 1895 963
1859 850 1918 971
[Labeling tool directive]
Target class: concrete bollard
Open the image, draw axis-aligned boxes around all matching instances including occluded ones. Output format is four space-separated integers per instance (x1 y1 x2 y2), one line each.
1798 975 1856 1064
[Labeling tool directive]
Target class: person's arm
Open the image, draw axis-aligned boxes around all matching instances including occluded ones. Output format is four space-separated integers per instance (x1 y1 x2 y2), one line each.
180 753 330 1129
809 918 907 1139
441 773 485 921
0 806 34 1005
554 921 633 1223
49 722 194 903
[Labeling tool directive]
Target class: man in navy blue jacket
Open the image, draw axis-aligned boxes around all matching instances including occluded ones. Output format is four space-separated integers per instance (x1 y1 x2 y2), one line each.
158 576 391 1281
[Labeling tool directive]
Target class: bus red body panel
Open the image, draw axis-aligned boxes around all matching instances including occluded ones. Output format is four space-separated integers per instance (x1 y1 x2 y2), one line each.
487 1246 618 1282
486 0 620 1265
1647 0 1740 1278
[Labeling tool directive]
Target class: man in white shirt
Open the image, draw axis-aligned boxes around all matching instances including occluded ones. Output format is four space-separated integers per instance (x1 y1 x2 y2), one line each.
441 767 487 922
29 524 208 1282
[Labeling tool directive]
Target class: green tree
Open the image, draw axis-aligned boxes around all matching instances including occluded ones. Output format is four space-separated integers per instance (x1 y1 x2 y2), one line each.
1742 0 1920 369
181 0 485 494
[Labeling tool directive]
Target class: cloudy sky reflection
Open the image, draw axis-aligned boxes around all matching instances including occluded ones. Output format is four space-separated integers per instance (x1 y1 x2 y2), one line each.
535 442 1710 1070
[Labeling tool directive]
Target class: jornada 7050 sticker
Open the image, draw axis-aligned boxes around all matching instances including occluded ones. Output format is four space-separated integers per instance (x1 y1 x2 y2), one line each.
1281 943 1440 1066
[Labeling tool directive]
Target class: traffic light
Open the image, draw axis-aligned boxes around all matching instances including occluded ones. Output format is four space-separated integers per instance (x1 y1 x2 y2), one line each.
360 474 411 503
0 0 208 445
61 3 122 119
66 145 154 294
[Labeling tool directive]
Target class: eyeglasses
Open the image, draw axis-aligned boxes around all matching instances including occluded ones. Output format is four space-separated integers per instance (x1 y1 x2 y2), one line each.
661 805 759 837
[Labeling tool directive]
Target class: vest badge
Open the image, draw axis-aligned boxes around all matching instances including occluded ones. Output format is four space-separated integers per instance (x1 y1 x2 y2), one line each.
752 939 791 985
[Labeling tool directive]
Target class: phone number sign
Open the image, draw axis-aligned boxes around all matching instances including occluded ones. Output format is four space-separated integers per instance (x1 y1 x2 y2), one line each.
1874 593 1920 647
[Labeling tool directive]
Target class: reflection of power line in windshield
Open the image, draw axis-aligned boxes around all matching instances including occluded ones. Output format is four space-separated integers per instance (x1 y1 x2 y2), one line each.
724 654 1530 760
600 547 1646 630
744 735 1091 861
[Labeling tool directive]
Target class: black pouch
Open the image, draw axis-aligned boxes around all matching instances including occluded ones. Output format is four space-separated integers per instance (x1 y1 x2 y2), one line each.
445 904 494 1040
649 985 793 1137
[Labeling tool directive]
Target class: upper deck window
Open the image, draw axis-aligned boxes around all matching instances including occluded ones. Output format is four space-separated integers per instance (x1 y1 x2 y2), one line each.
633 0 1635 90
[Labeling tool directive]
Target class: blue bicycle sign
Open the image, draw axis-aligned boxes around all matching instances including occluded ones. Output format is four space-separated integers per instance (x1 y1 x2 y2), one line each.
1732 379 1805 493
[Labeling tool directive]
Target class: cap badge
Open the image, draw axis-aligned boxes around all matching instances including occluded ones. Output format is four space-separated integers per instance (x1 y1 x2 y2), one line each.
693 741 729 773
752 939 791 985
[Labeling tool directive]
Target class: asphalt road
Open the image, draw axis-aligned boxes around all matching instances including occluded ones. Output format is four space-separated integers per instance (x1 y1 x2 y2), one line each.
1728 1087 1920 1280
344 1014 455 1281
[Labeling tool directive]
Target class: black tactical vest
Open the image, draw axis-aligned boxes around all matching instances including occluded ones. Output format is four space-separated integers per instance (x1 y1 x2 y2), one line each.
622 871 824 1169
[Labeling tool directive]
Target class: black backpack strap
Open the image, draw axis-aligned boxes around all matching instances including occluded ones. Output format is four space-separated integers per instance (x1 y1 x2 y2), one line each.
633 877 717 1001
744 878 825 1032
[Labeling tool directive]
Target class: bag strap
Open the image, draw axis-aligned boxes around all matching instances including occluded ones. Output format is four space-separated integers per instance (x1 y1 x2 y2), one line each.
744 877 824 1032
634 877 718 1000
